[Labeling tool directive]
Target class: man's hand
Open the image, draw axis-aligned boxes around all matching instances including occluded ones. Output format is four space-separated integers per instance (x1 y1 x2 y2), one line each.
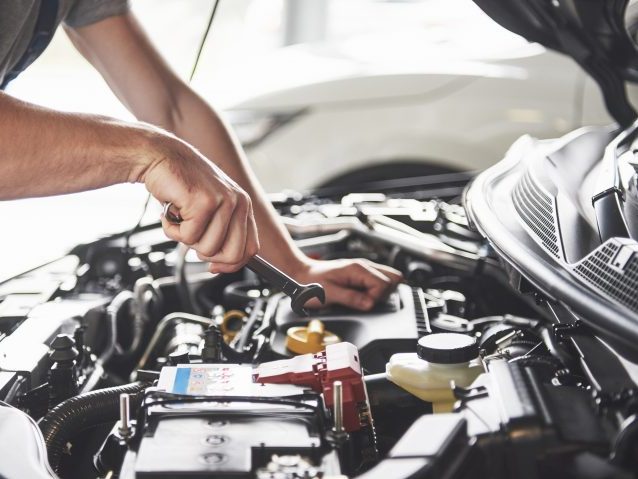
141 134 259 273
291 258 403 311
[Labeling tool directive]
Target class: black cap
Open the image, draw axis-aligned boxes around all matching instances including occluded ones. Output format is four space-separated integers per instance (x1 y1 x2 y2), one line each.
417 333 478 364
49 334 79 363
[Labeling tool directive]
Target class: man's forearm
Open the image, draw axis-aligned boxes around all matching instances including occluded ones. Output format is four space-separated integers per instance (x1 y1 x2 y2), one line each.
0 90 259 270
167 86 307 274
0 91 155 199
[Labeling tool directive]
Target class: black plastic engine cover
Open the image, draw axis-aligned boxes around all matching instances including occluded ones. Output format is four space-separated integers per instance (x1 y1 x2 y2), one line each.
269 284 421 373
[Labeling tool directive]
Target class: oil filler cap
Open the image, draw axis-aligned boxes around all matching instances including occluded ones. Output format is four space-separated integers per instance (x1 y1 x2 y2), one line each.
286 319 341 354
417 333 478 364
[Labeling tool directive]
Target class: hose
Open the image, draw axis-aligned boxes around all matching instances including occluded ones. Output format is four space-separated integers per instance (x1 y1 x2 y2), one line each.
100 290 134 364
175 243 198 314
123 276 162 358
133 312 214 373
39 382 147 471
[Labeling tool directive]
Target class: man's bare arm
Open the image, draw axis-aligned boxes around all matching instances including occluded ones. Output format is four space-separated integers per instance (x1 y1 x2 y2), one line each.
0 92 259 271
0 91 150 199
67 13 402 310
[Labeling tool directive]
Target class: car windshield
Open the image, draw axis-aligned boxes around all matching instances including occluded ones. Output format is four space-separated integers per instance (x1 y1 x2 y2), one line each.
0 0 525 282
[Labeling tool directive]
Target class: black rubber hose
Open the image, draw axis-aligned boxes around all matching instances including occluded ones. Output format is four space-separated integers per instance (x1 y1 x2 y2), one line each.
39 382 147 471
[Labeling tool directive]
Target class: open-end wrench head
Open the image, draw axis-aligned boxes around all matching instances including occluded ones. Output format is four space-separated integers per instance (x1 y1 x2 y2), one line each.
290 283 326 316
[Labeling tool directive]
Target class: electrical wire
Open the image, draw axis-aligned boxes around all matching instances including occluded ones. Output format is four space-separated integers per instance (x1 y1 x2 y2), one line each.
189 0 221 83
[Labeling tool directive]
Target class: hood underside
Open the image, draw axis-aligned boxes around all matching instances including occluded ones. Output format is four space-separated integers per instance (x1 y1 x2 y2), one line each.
473 0 638 126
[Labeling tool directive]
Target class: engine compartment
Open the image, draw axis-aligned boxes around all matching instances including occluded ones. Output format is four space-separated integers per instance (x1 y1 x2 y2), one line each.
1 171 637 479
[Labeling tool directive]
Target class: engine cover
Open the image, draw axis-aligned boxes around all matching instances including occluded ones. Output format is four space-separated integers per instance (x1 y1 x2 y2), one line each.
269 284 425 372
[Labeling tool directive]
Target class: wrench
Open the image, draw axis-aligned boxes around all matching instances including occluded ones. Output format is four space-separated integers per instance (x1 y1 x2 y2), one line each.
162 202 325 316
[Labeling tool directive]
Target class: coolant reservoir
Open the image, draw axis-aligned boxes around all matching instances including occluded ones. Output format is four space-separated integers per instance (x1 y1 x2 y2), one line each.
386 333 483 412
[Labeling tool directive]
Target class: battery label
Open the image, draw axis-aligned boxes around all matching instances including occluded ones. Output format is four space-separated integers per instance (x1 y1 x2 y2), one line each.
157 364 306 398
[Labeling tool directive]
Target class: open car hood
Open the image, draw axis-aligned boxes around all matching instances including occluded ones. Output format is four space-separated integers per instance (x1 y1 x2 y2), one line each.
473 0 638 126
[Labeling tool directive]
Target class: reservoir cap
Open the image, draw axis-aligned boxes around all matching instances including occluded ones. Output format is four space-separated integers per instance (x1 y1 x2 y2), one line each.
417 333 478 364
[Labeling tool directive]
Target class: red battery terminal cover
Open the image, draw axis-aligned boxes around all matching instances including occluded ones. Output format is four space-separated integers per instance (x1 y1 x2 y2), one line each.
253 342 368 432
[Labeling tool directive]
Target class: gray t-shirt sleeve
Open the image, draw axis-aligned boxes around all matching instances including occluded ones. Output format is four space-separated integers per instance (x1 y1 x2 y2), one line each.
64 0 130 28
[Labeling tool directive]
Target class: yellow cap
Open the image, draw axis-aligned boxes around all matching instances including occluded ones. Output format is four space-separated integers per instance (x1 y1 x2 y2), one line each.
286 319 341 354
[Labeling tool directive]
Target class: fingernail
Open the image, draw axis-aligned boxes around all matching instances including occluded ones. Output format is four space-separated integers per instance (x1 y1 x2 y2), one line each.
362 298 373 309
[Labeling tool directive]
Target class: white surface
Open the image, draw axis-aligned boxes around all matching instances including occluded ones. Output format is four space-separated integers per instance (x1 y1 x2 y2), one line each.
0 404 56 478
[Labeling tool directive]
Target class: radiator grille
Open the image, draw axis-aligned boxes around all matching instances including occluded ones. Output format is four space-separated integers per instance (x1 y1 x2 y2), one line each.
512 169 561 258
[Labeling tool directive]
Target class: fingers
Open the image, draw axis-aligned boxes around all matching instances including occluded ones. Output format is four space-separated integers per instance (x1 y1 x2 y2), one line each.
158 189 231 251
342 260 395 300
198 193 260 273
147 138 258 273
176 197 220 247
311 259 404 311
369 262 404 285
160 215 182 243
324 283 375 311
157 188 257 274
161 191 258 274
191 196 236 257
245 201 261 256
208 193 248 261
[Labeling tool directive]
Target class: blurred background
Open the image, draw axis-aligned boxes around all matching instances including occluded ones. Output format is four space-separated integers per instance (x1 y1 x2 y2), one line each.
0 0 615 281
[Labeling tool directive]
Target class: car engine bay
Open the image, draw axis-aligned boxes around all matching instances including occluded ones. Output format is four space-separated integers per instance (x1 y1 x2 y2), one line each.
1 164 637 479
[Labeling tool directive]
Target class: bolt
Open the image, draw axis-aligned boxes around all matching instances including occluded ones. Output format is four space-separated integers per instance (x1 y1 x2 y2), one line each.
333 381 344 433
118 393 132 438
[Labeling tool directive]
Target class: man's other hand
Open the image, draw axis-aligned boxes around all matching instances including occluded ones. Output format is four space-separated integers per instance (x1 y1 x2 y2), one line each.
292 258 403 311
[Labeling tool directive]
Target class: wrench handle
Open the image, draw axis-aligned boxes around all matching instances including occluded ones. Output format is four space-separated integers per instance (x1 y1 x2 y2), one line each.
247 256 300 296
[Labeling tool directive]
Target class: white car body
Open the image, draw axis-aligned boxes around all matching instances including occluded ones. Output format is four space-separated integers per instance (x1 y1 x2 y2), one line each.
209 14 621 192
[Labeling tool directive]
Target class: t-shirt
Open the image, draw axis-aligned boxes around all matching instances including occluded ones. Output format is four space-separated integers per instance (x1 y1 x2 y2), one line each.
0 0 130 85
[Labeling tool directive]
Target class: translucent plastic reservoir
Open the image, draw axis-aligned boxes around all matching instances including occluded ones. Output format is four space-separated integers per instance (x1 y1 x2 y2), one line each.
386 333 484 412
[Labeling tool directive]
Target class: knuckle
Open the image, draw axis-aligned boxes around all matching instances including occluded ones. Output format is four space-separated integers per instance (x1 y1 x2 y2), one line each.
181 231 199 246
248 242 260 257
353 261 367 273
357 258 370 268
163 229 179 242
234 195 247 214
200 194 217 212
227 251 243 265
226 192 239 209
198 245 217 258
196 251 210 262
346 290 360 303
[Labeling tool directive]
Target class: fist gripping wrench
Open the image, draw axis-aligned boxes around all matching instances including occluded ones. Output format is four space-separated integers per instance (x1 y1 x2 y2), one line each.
163 202 325 315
